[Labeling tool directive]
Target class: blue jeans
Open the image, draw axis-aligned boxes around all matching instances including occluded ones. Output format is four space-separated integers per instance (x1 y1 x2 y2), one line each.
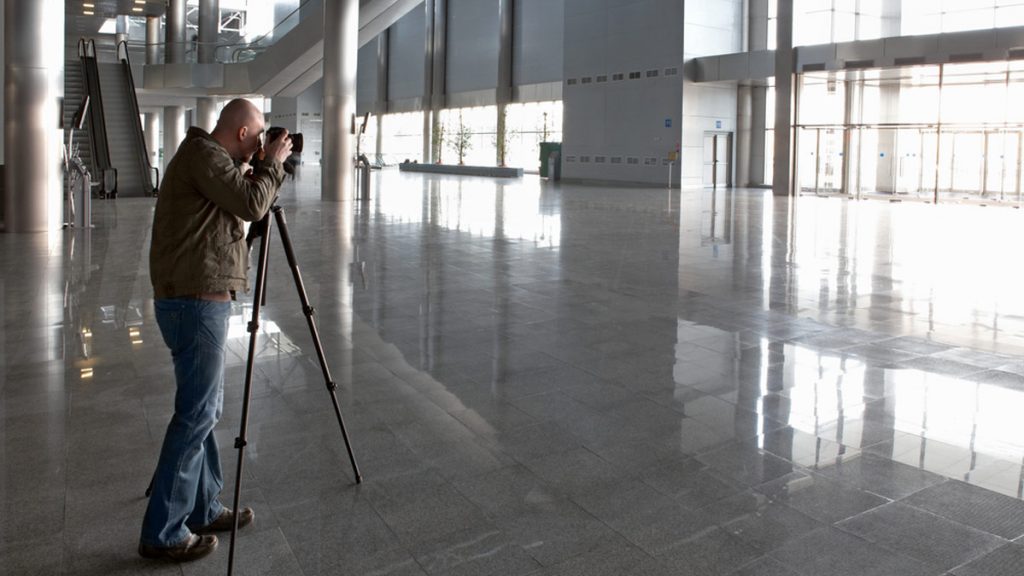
141 298 231 547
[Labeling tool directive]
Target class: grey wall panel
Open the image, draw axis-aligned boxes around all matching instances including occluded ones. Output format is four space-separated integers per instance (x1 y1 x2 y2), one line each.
514 0 564 86
562 0 686 185
357 37 379 114
388 4 426 101
448 0 500 94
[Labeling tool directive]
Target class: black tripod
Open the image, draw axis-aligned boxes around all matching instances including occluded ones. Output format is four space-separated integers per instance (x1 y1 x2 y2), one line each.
227 204 362 575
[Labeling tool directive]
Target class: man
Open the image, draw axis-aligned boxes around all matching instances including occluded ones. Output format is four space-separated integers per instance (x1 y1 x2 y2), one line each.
140 99 292 562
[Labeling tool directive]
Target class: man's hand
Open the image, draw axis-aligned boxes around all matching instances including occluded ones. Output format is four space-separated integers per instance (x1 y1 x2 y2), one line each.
263 129 293 164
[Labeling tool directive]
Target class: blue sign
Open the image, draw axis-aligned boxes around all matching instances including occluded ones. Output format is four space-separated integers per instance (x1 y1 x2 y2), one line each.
715 120 722 129
665 118 672 128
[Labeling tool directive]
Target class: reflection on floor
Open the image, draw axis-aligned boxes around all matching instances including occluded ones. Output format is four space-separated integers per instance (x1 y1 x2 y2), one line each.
4 169 1024 575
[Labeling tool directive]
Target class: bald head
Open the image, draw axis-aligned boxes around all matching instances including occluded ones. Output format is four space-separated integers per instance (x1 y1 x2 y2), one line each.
210 98 264 162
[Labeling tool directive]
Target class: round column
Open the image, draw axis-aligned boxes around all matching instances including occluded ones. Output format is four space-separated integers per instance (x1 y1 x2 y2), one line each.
198 0 219 64
322 0 359 202
162 106 185 174
196 98 219 132
146 15 160 64
145 113 160 171
166 0 186 63
4 0 64 232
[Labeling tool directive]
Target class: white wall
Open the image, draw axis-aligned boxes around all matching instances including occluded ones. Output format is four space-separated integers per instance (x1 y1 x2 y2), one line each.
680 0 744 188
268 79 323 166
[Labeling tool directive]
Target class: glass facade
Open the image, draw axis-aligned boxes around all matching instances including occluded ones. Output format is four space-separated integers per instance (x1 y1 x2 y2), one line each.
758 0 1024 203
794 62 1024 204
379 102 563 169
768 0 1024 49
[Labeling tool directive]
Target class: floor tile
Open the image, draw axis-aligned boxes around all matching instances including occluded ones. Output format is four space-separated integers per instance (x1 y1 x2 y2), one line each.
904 480 1024 539
837 502 1005 571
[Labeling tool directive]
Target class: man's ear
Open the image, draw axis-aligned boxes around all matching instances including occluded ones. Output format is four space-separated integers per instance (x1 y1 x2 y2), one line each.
237 125 248 142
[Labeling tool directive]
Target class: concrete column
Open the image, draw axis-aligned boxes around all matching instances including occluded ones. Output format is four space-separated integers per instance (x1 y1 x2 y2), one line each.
496 0 513 167
376 114 384 159
198 0 219 64
166 0 187 64
872 0 902 193
145 113 160 171
322 0 359 201
377 31 389 110
3 0 64 232
736 85 752 187
750 86 767 185
162 106 185 174
425 0 446 163
368 32 388 162
423 0 435 163
772 0 795 197
843 74 856 195
880 0 901 37
747 0 769 186
196 98 219 132
115 15 129 48
146 15 160 64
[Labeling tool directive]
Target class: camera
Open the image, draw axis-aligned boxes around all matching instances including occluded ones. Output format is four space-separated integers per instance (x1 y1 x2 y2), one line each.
265 126 303 175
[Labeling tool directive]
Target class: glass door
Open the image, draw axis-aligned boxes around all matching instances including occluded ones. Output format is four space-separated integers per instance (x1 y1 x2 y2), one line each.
983 130 1021 201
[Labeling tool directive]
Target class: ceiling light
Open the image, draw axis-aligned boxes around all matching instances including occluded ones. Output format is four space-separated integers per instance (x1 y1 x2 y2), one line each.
132 7 143 11
83 2 94 6
83 10 94 15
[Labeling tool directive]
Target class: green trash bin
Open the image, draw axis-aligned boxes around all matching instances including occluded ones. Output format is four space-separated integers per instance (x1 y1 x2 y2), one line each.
539 142 561 178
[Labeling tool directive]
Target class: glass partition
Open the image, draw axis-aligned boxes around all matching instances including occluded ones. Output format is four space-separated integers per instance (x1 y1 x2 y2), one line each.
124 0 318 64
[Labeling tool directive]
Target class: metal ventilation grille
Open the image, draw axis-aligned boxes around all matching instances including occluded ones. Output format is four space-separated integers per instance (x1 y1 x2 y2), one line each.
566 156 577 162
646 69 659 78
612 73 624 81
580 155 591 163
596 75 608 83
627 157 639 165
611 157 623 164
629 71 641 80
567 78 578 85
665 67 678 76
595 156 606 163
582 76 592 84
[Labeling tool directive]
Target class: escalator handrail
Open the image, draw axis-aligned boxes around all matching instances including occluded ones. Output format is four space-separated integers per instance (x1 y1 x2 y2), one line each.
79 38 111 179
117 40 158 196
78 37 96 59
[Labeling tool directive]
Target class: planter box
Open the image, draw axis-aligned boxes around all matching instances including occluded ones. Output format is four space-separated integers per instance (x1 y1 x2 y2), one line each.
399 163 523 178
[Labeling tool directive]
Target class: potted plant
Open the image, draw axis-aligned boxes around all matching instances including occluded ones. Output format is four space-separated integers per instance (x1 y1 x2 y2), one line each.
449 111 472 165
431 115 445 164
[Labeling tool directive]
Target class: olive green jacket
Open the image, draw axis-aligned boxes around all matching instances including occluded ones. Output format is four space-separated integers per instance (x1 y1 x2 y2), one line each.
150 127 285 299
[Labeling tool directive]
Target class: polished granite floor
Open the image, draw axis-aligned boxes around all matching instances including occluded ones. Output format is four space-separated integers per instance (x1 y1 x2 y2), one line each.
4 169 1024 575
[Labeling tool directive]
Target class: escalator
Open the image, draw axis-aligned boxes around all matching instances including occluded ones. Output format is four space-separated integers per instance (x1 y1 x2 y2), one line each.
78 39 112 195
78 38 157 198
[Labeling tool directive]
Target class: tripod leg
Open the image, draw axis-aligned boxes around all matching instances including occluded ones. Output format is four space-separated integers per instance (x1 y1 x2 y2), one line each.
227 213 273 576
271 206 363 483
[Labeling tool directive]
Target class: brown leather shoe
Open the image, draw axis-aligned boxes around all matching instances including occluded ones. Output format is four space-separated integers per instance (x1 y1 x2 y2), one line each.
193 507 255 534
138 533 218 562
